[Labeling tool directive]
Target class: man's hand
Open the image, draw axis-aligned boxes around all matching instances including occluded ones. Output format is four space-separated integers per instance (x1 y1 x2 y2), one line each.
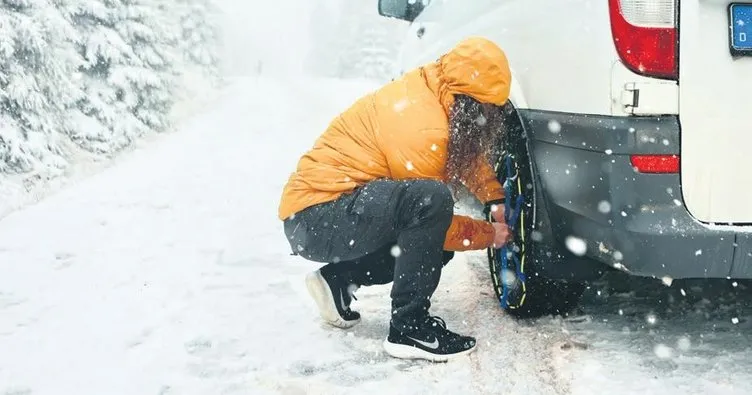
492 222 511 248
489 203 512 248
489 203 505 223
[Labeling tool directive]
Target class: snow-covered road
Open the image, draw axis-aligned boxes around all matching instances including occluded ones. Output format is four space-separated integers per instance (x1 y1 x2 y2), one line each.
2 77 752 395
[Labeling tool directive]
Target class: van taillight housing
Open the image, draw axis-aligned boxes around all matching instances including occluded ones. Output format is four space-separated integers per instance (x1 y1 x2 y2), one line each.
609 0 678 80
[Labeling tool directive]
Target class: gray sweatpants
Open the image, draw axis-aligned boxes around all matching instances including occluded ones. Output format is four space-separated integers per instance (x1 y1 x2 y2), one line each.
283 179 455 331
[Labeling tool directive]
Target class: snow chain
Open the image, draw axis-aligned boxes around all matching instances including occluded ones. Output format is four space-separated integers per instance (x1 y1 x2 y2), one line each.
489 154 527 310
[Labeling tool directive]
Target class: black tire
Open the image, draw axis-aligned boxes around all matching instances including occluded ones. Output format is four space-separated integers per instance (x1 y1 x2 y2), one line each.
486 107 585 319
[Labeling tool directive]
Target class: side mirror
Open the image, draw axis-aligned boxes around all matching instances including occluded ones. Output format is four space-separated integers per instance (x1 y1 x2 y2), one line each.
378 0 428 23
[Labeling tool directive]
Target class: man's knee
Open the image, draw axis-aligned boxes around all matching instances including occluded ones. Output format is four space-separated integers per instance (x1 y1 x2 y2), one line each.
402 179 454 218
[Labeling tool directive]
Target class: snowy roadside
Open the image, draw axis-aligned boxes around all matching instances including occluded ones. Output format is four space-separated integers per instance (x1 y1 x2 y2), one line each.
2 76 752 395
0 80 226 222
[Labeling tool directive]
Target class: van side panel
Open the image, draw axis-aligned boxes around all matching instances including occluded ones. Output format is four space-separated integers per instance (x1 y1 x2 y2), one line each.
398 0 618 115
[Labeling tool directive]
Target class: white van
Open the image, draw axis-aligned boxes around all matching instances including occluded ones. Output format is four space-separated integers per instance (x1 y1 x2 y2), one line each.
377 0 752 317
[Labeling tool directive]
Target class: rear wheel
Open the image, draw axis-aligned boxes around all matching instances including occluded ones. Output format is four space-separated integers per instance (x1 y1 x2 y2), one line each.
486 109 585 319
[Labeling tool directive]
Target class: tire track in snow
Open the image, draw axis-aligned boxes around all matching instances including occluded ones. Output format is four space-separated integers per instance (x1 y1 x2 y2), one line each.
454 251 572 395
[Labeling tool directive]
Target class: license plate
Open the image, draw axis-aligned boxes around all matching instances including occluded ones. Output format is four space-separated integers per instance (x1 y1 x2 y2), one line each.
729 3 752 56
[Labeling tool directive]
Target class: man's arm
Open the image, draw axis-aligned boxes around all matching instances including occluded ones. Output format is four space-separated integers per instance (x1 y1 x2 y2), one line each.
443 214 496 251
462 157 505 209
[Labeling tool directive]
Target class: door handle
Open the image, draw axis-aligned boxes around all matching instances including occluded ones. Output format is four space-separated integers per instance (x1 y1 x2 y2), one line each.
416 26 426 38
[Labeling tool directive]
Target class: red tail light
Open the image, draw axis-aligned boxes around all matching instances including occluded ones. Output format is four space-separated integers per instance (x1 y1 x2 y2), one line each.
630 154 680 173
608 0 678 80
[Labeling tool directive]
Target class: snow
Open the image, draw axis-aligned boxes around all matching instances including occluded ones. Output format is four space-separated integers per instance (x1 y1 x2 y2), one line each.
547 119 562 133
2 62 752 395
565 235 588 256
3 3 752 394
557 275 752 395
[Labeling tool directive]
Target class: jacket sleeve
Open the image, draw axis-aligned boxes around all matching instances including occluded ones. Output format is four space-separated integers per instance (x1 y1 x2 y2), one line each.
444 214 496 251
462 158 504 204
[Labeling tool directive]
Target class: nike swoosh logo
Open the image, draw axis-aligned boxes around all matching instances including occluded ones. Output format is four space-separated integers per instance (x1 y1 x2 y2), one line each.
407 335 439 349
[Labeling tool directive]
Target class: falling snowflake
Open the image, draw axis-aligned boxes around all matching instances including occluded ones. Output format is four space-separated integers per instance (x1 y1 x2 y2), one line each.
393 99 409 112
598 200 611 214
565 236 587 256
654 344 673 359
677 337 691 351
349 240 355 246
605 149 613 155
531 230 543 242
547 120 561 134
646 313 657 325
695 249 702 256
406 161 414 171
732 317 740 324
475 114 487 126
391 245 402 257
613 250 623 261
501 269 517 286
430 144 438 151
661 276 673 286
463 239 471 247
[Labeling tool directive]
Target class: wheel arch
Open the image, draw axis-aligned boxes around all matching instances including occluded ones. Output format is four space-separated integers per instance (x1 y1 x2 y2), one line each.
497 103 609 282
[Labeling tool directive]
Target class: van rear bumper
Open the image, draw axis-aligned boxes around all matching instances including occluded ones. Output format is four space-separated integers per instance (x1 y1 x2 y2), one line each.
517 109 752 280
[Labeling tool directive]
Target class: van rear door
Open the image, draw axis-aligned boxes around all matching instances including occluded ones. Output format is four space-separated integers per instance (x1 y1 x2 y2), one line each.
679 0 752 224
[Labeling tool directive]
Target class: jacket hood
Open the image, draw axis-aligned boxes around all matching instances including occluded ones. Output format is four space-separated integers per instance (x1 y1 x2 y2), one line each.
423 37 512 114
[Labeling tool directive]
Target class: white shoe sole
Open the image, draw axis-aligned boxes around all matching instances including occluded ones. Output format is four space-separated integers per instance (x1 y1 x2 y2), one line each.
305 271 360 329
382 339 477 362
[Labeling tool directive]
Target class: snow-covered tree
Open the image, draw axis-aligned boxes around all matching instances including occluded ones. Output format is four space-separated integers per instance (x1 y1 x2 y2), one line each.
0 0 220 179
0 0 80 174
328 1 402 82
61 0 179 153
351 26 398 81
175 0 219 76
170 0 221 108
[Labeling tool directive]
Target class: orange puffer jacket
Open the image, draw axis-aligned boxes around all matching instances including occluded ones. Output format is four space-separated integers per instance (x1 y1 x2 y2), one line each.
278 37 511 251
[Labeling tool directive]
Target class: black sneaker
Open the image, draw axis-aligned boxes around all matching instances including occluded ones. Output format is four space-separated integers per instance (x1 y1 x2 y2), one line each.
305 269 361 328
383 316 477 362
